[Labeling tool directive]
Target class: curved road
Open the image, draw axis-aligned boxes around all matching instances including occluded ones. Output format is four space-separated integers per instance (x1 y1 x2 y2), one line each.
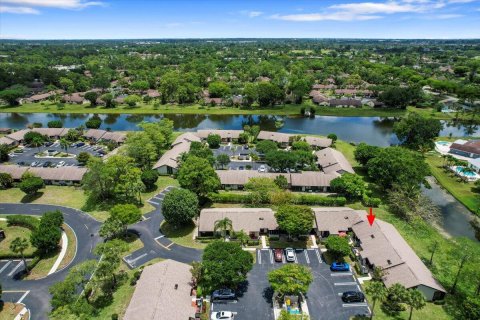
0 188 202 320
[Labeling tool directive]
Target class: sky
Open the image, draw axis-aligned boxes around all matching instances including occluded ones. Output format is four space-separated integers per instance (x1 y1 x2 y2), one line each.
0 0 479 39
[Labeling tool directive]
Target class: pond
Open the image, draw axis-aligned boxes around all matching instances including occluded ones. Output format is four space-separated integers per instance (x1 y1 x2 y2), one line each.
1 113 479 147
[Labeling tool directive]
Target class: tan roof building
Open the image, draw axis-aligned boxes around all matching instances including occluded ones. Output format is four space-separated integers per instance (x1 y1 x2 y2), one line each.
28 166 87 182
6 129 31 142
84 129 107 141
153 141 191 171
172 132 201 146
101 131 127 143
257 131 293 144
313 207 363 235
316 147 354 174
124 259 195 320
0 165 29 180
305 136 332 149
198 208 277 235
195 129 243 140
0 136 17 146
31 128 67 138
290 171 339 187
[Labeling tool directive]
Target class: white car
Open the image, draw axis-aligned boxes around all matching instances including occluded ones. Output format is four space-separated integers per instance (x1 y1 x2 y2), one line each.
211 311 235 320
285 248 295 262
258 165 266 173
57 161 66 167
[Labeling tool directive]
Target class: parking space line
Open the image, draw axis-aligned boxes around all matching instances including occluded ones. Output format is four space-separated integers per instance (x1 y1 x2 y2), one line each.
282 254 286 263
312 248 322 263
294 251 298 263
8 261 24 277
334 282 358 286
257 250 261 264
0 261 12 274
304 250 310 264
269 249 274 264
331 272 353 277
342 303 368 308
17 291 30 304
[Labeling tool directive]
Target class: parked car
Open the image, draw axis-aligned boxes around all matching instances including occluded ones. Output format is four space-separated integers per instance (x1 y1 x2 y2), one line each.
57 161 66 167
285 248 295 262
258 165 266 173
76 142 85 147
30 161 38 167
212 289 236 301
211 311 234 320
330 262 350 272
274 248 283 262
44 141 53 147
13 149 24 154
244 144 249 150
35 162 43 167
43 161 52 167
238 166 244 170
98 149 106 155
17 161 26 166
341 291 365 303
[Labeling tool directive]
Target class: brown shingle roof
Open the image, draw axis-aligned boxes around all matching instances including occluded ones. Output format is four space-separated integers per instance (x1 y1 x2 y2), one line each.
290 171 339 187
0 165 29 180
153 141 191 169
313 207 363 234
101 131 126 143
305 136 332 148
316 148 354 174
31 128 67 137
28 166 87 181
198 208 277 233
84 129 107 140
6 129 31 142
257 131 293 144
195 130 243 140
124 259 195 320
0 136 16 146
329 99 362 107
172 132 202 146
450 140 480 156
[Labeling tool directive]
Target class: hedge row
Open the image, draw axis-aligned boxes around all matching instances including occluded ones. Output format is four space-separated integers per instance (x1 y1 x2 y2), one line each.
6 215 39 230
208 192 346 206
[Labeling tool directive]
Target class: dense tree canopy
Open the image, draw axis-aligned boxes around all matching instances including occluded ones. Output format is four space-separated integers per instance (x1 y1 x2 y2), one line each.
393 113 443 150
275 205 314 237
162 188 199 227
177 155 220 197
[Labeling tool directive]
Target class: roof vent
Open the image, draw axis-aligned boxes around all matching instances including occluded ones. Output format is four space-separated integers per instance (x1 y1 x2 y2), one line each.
370 234 375 239
259 217 264 220
344 216 349 220
174 284 178 290
387 259 392 265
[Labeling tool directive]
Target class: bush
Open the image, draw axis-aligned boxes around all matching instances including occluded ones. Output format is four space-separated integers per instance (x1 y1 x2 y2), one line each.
247 240 260 246
268 235 280 241
19 175 44 195
141 169 159 190
47 120 63 128
0 172 13 189
6 215 39 230
362 194 381 207
293 194 346 206
206 134 221 149
208 192 251 203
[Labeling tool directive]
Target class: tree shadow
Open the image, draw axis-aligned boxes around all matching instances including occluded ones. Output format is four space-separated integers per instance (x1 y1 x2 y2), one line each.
236 280 249 298
263 286 274 305
20 192 44 203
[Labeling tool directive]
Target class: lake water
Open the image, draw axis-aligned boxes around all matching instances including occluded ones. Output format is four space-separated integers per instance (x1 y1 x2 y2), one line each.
0 112 479 239
1 113 479 147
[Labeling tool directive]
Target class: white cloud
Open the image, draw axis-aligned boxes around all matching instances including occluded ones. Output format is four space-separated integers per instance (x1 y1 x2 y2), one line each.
1 0 105 9
434 13 464 18
271 12 381 21
248 11 263 18
0 5 40 14
330 2 420 14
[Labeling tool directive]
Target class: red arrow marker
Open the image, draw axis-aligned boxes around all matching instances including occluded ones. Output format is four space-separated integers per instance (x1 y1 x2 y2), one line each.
367 207 376 226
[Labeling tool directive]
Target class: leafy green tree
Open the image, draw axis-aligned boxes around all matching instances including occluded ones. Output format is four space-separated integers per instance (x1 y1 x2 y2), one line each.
0 84 28 106
291 141 311 152
354 143 380 166
141 169 159 191
405 289 426 320
138 120 172 152
130 80 150 91
76 152 90 166
10 237 30 273
234 230 250 247
186 142 215 165
208 81 230 98
48 120 63 128
85 114 102 129
330 174 366 200
59 137 69 153
275 205 314 238
200 241 253 292
162 188 199 227
378 86 421 109
324 236 351 260
327 133 338 144
99 218 124 239
23 131 45 145
383 284 408 315
216 153 230 169
274 175 289 190
266 151 298 172
257 82 284 106
109 204 142 235
93 239 128 290
0 172 13 189
124 94 142 107
214 217 233 239
245 177 280 205
65 129 81 142
462 296 480 320
366 147 429 191
31 211 63 254
268 264 313 297
256 140 278 154
393 113 442 150
125 131 158 169
177 156 220 198
19 174 44 195
365 281 387 320
31 136 44 152
207 134 221 149
101 93 114 108
0 144 10 162
84 91 98 106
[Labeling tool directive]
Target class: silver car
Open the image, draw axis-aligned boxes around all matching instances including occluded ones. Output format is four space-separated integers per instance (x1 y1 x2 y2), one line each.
285 248 295 262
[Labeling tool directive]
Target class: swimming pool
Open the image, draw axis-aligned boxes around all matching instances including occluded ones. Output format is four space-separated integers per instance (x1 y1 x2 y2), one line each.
436 141 450 146
455 166 477 177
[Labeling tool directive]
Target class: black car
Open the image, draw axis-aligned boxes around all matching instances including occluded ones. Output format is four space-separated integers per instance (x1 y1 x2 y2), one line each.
76 142 85 147
43 161 52 167
212 289 236 301
342 291 365 303
44 141 53 147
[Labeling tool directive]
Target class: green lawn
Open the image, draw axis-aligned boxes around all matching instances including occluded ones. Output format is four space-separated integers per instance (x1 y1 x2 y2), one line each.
425 153 480 215
0 221 35 258
160 220 206 249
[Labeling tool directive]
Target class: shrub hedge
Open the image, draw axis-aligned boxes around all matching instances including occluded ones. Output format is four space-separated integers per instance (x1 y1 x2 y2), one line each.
6 215 39 230
208 192 346 206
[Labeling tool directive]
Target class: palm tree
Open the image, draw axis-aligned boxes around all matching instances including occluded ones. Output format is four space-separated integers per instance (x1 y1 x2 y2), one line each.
405 289 426 320
59 138 69 153
214 217 233 240
10 237 30 274
365 280 387 320
235 229 250 247
31 136 44 153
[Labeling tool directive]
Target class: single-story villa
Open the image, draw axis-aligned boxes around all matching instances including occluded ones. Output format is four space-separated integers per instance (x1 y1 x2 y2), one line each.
2 129 31 144
257 131 293 148
328 99 362 108
0 165 87 185
316 147 355 174
304 136 332 149
31 128 68 139
100 131 127 144
62 92 87 104
172 132 202 146
449 139 480 158
314 207 446 301
195 129 243 143
0 136 17 146
198 208 277 238
124 259 196 320
468 158 480 172
153 141 191 175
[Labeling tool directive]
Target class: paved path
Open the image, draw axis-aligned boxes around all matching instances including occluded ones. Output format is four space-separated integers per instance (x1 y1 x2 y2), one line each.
48 231 68 275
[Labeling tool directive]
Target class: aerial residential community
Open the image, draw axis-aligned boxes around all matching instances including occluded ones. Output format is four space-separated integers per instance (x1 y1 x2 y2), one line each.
0 1 480 320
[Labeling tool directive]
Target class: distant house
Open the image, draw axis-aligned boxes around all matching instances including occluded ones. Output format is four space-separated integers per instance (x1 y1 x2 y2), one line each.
101 131 127 144
312 94 329 105
2 129 31 145
204 97 223 106
83 129 107 142
62 92 86 104
31 128 68 139
449 140 480 158
257 131 293 148
172 132 201 146
153 141 191 175
195 129 242 143
146 89 160 98
124 259 196 320
0 165 86 185
316 147 354 174
0 136 17 146
328 99 362 108
198 208 277 238
304 136 332 149
312 84 336 90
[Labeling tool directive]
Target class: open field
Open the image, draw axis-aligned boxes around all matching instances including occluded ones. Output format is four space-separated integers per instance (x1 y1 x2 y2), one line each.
0 221 35 258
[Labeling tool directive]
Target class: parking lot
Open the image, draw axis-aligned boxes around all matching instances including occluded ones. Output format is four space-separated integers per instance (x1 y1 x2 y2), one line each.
213 144 270 171
211 249 370 320
9 141 107 167
0 259 29 280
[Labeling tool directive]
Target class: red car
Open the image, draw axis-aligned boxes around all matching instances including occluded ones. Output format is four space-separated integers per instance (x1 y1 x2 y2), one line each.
274 249 283 262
